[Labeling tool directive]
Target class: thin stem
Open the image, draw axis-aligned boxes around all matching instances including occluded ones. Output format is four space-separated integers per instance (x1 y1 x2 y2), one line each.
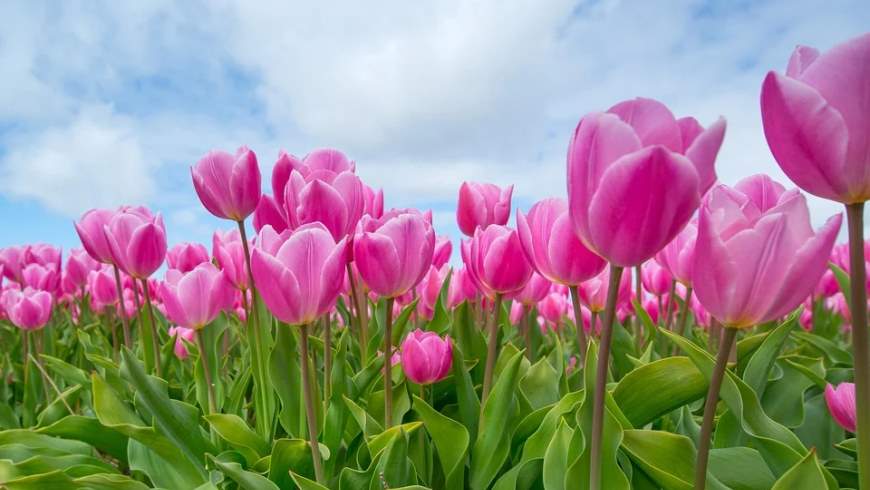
665 279 676 330
384 297 395 428
694 326 737 490
22 331 30 399
672 286 693 356
521 305 532 362
323 315 332 405
846 202 870 490
481 293 504 402
140 279 163 378
347 264 369 363
130 278 154 373
111 265 132 348
29 353 74 414
589 265 623 490
196 330 217 415
569 286 587 364
299 324 325 484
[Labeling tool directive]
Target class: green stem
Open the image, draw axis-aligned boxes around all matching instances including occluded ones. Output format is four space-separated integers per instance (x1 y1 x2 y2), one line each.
672 286 693 356
131 278 154 374
481 293 504 402
665 279 676 330
111 265 132 348
694 326 737 490
348 264 369 364
569 286 587 364
299 324 325 484
140 280 162 378
384 297 395 428
196 330 217 415
589 265 623 490
323 315 332 407
846 202 870 490
521 305 533 362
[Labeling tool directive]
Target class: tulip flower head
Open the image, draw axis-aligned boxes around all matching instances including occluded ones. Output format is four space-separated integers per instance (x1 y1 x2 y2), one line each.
354 212 435 298
104 208 167 279
825 382 857 432
159 263 234 330
463 224 534 298
192 147 262 221
166 242 210 273
457 181 513 237
400 329 453 385
1 288 52 330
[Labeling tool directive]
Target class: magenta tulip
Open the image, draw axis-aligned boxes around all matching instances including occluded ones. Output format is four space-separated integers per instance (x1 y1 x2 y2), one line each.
192 147 261 221
462 225 534 298
538 291 568 328
169 326 196 360
88 266 118 310
66 248 98 289
517 197 606 285
354 212 435 298
415 265 449 321
251 224 347 325
693 175 841 328
104 208 167 279
21 263 59 292
159 263 234 329
283 168 365 241
641 260 672 297
400 329 452 385
1 288 52 330
212 229 249 290
456 181 513 237
0 247 24 283
509 272 552 306
75 209 116 264
761 34 870 204
166 242 210 273
447 267 477 308
432 235 453 269
567 98 725 267
253 195 288 234
577 264 632 313
363 183 385 220
825 383 857 432
654 221 697 286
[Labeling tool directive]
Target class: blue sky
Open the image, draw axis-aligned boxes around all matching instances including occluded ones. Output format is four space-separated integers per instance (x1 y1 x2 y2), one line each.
1 0 869 255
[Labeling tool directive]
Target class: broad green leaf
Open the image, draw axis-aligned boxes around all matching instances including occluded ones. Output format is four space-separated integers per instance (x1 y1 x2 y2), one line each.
542 418 574 490
38 415 128 463
2 470 150 490
521 358 560 410
205 414 269 465
450 344 480 441
743 313 797 397
708 447 776 490
621 430 728 490
492 458 543 490
209 454 279 490
771 449 833 490
613 357 706 427
367 422 422 458
270 326 304 437
373 428 416 489
413 395 469 489
269 438 315 489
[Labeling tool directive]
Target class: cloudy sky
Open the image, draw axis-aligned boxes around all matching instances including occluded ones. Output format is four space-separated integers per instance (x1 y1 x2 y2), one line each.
1 0 868 253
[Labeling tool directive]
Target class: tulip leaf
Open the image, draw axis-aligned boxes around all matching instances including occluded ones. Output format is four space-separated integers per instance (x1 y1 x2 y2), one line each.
270 325 305 437
829 263 851 300
771 449 832 490
412 394 469 488
204 414 269 465
208 454 280 490
520 358 560 410
542 418 574 490
743 312 797 397
620 429 729 490
37 415 129 463
708 447 776 490
613 357 706 427
1 470 150 490
492 458 544 490
268 438 315 489
520 390 584 462
450 343 481 441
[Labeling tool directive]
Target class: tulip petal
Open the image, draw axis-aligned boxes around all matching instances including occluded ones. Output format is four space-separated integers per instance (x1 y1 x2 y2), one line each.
607 97 682 151
685 117 726 193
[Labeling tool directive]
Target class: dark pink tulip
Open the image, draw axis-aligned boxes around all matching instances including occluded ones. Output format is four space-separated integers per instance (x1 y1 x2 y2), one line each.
283 169 365 241
25 244 62 270
0 247 25 283
75 209 117 264
104 208 167 279
509 302 525 324
363 184 385 220
192 147 262 221
642 297 660 324
169 326 196 360
88 266 118 311
66 248 98 289
693 175 842 328
577 264 632 313
251 224 347 325
415 265 449 321
159 263 234 329
567 98 725 266
354 212 435 298
304 148 356 174
253 195 288 234
213 229 250 290
825 382 857 432
654 221 697 286
432 235 453 269
538 291 568 328
761 33 870 203
456 181 513 237
400 329 452 385
1 288 52 330
272 151 305 209
641 260 672 296
463 225 534 298
509 272 551 306
517 197 606 285
447 267 477 308
166 242 210 273
22 263 59 292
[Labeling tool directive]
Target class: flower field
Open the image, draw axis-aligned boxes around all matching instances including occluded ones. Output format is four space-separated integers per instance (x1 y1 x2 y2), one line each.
0 32 868 490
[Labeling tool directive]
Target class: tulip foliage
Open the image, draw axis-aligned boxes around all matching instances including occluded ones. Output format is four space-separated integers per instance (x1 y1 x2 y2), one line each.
0 32 869 490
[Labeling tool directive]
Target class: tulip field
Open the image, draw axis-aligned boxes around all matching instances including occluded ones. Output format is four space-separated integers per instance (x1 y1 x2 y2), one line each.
1 33 869 490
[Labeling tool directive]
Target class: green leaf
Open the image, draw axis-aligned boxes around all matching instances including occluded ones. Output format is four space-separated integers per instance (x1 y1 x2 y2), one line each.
520 390 584 462
521 358 561 410
270 326 304 437
367 422 422 458
771 449 833 490
205 414 269 465
542 418 574 490
613 357 706 427
269 438 315 489
373 427 416 489
38 415 129 464
289 470 329 490
830 263 851 300
209 454 279 490
743 313 797 397
621 430 728 490
492 458 543 490
450 344 481 442
412 395 469 489
2 470 150 490
708 447 776 490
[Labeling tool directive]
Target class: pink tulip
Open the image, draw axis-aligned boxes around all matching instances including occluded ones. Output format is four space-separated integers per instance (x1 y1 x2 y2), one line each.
400 329 452 385
641 260 673 297
518 197 606 285
432 236 453 269
509 301 526 325
415 265 449 321
538 291 568 328
88 266 118 310
75 209 117 264
642 297 660 325
212 230 249 290
283 168 365 241
761 33 870 204
654 221 697 286
1 288 52 330
65 248 98 289
456 182 513 237
166 242 210 273
567 98 725 266
462 225 534 298
363 183 384 220
192 147 262 221
577 264 632 313
447 267 477 308
693 175 842 328
104 208 167 279
825 382 857 432
509 272 552 306
354 212 435 298
169 326 196 360
251 224 347 325
25 244 62 270
21 263 59 292
160 263 233 329
253 195 288 234
799 306 814 332
0 247 25 283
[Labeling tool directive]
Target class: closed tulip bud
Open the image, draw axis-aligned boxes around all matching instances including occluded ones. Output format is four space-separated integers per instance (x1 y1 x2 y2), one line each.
641 260 672 296
192 146 262 221
0 247 25 283
88 266 118 310
457 181 513 237
693 175 842 328
66 248 98 289
577 264 632 313
654 221 697 286
1 288 52 330
538 291 568 328
253 195 288 234
509 301 525 325
272 151 305 209
104 208 167 279
283 169 365 241
761 33 870 204
568 98 725 266
517 197 606 285
21 263 59 292
75 209 117 264
212 229 249 290
166 242 210 273
415 265 449 321
354 212 435 298
432 235 453 269
509 272 552 306
400 329 452 385
363 184 385 220
825 382 857 432
252 224 347 325
463 225 534 298
447 267 477 308
169 326 196 360
159 263 234 330
25 244 62 271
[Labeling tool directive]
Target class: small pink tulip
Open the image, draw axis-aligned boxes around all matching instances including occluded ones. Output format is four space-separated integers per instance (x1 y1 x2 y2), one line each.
21 263 59 292
456 182 513 237
432 236 453 269
517 197 606 285
761 33 870 204
693 175 842 328
66 248 98 289
252 224 347 325
400 329 453 385
538 291 567 329
642 297 660 325
212 230 249 290
799 306 813 332
1 288 52 330
25 244 62 270
104 208 167 279
75 209 117 264
0 247 25 283
825 382 857 432
253 195 288 234
354 212 435 298
462 225 534 298
88 266 118 311
654 221 697 286
567 98 725 267
169 326 196 360
192 147 261 221
282 168 365 241
509 301 526 325
363 183 384 220
415 265 449 321
447 267 477 308
577 264 632 313
641 261 673 297
166 242 210 273
509 272 552 306
159 263 234 330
